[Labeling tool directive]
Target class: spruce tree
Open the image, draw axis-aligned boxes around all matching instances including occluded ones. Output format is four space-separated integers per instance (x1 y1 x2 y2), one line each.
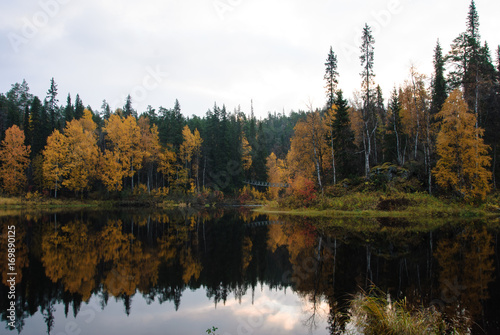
360 24 375 104
101 99 111 120
374 85 385 164
324 46 339 108
45 78 58 130
385 88 404 166
64 94 74 124
6 80 32 129
431 40 447 116
74 94 84 120
359 23 376 177
29 96 46 157
252 122 268 183
123 94 136 118
331 91 356 180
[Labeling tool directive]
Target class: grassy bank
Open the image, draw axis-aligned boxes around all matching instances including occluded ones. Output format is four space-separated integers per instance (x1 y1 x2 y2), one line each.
0 196 104 209
343 288 469 334
256 191 500 218
0 194 214 212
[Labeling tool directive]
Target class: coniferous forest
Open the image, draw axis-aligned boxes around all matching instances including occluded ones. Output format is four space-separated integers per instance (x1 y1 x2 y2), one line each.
1 1 499 205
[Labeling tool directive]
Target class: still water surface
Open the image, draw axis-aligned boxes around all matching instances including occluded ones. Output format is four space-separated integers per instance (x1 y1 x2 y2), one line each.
1 209 499 334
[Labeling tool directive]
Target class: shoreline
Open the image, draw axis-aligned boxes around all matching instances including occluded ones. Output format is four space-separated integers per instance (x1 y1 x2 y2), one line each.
1 192 499 219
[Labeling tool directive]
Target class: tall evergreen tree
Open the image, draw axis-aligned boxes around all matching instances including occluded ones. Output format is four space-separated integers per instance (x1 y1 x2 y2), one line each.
74 94 84 120
360 24 375 104
331 90 356 181
158 99 185 148
374 85 385 164
466 0 481 128
123 94 136 118
6 80 32 129
466 0 480 46
252 122 268 183
324 46 339 108
64 94 74 124
45 78 59 130
28 96 46 157
447 1 486 128
359 23 376 178
431 40 447 116
101 99 111 120
384 88 404 166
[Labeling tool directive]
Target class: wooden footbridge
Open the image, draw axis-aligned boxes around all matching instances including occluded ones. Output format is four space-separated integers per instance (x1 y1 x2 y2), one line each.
243 180 289 188
245 220 286 227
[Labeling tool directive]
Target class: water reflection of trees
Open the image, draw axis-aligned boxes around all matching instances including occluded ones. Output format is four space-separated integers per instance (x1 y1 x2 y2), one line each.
1 211 499 334
275 217 499 334
434 225 495 332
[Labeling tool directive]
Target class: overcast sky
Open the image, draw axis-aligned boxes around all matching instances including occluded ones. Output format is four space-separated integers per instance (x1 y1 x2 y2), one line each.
1 0 499 118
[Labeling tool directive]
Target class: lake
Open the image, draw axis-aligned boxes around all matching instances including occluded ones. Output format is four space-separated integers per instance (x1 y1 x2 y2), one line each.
1 208 499 334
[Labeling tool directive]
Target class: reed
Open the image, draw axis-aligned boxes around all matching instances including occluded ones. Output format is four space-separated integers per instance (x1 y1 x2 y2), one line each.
346 288 467 335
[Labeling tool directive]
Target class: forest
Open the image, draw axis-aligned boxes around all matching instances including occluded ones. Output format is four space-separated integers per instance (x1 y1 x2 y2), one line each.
0 1 499 205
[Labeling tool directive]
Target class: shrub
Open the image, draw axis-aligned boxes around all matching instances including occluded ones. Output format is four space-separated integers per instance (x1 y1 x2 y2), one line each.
151 187 169 197
238 185 266 204
132 184 148 196
285 175 318 208
25 191 42 200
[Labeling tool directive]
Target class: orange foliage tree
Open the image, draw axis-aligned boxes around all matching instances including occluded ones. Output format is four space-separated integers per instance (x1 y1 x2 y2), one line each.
101 114 143 191
0 125 31 195
432 89 491 201
138 116 162 192
241 135 252 172
62 110 99 195
179 125 203 191
42 130 67 198
286 110 328 194
266 152 286 199
157 145 177 189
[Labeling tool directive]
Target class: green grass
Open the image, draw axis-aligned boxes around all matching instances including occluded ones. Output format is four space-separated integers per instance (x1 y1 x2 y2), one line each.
0 195 114 211
257 191 495 218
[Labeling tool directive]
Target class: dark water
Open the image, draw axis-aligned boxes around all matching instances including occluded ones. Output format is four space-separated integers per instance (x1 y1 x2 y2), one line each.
1 209 499 334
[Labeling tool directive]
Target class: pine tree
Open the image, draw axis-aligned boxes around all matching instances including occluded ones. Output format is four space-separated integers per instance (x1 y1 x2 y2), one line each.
431 40 447 116
324 46 339 108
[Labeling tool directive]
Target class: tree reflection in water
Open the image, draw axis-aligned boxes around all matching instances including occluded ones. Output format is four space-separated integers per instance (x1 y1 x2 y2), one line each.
0 210 499 334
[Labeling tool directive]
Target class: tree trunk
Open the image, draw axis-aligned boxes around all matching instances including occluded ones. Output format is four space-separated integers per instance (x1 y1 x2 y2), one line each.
363 123 371 179
331 128 336 184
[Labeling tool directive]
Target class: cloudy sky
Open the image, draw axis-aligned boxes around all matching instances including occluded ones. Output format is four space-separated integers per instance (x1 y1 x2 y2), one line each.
1 0 499 118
